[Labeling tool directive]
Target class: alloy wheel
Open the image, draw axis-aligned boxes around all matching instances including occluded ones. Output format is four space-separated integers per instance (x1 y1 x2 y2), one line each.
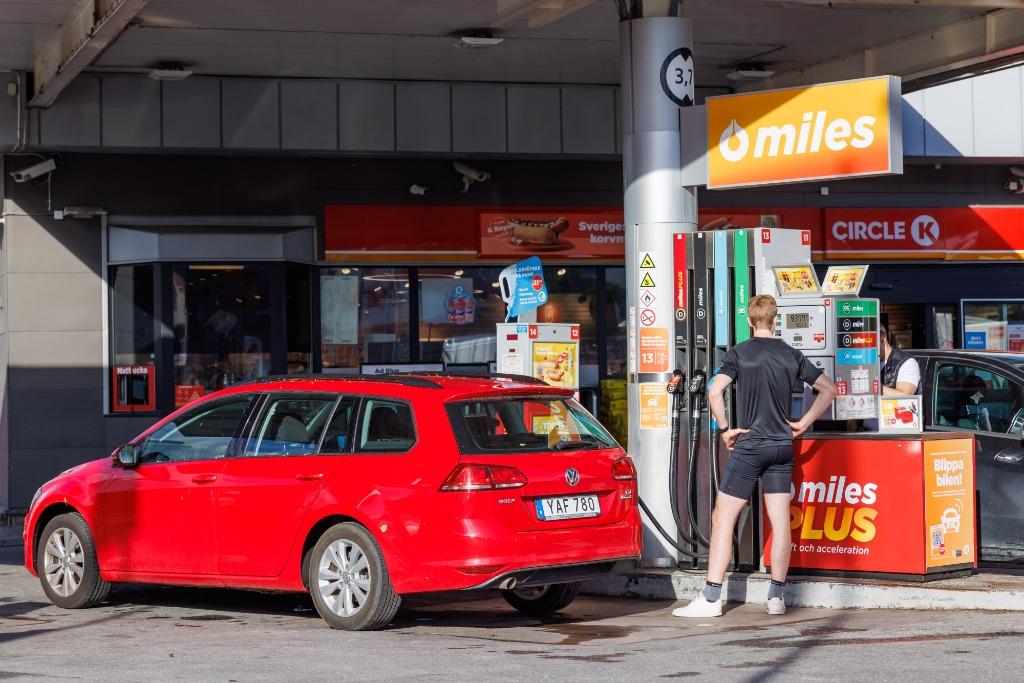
43 527 85 598
317 539 372 617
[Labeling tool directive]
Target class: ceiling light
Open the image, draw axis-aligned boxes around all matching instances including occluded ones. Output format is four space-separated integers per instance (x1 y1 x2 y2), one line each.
556 268 567 276
726 67 774 82
148 64 193 81
341 268 351 275
454 269 464 276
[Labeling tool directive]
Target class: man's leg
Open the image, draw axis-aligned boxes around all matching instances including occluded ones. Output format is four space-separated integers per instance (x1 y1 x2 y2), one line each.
763 492 792 582
706 492 748 584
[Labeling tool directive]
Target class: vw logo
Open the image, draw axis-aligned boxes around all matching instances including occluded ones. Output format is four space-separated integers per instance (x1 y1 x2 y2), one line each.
565 468 580 487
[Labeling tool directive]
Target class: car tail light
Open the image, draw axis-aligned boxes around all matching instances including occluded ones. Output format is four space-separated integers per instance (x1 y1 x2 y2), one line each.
440 463 528 491
611 456 637 481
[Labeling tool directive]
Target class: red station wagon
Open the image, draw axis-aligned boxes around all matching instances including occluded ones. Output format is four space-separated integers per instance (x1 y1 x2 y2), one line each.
23 374 641 630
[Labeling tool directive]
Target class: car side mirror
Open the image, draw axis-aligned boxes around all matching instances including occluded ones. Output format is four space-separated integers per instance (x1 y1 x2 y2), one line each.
116 443 139 468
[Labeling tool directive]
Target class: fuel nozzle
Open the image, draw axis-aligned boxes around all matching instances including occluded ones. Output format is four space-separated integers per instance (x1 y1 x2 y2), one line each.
667 369 686 395
687 369 707 399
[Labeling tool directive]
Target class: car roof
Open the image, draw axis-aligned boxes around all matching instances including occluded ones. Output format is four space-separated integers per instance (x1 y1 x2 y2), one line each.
204 373 574 403
907 349 1024 367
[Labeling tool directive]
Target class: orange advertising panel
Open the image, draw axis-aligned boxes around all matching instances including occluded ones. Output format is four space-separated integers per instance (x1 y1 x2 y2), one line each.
480 212 625 258
707 76 902 189
923 439 976 569
638 327 671 373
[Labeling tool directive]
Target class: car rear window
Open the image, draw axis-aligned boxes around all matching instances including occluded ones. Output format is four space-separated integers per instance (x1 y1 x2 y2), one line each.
446 397 617 454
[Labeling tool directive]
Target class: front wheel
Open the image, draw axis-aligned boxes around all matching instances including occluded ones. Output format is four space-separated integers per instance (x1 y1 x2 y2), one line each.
500 582 580 617
307 522 401 631
37 513 110 609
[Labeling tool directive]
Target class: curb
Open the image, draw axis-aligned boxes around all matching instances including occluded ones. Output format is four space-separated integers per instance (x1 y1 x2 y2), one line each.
583 569 1024 611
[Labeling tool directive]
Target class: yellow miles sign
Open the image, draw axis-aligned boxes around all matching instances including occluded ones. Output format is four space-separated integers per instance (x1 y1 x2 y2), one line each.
706 76 902 189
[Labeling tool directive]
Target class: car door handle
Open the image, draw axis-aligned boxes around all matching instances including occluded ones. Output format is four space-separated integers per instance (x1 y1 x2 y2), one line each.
295 473 324 481
191 474 218 484
994 451 1024 465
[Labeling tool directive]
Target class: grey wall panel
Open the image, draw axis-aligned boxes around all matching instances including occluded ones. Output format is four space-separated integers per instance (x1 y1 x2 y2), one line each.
162 78 221 148
901 91 926 157
339 81 394 151
562 87 616 155
0 73 21 148
615 88 622 155
973 68 1023 158
8 331 102 390
451 84 506 154
39 75 100 147
396 82 451 153
101 76 161 148
680 104 707 187
223 79 281 149
281 80 337 151
923 79 973 157
508 86 561 154
6 273 100 333
5 212 100 274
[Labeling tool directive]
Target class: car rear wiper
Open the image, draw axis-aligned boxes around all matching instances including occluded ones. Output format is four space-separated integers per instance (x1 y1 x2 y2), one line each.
554 436 602 451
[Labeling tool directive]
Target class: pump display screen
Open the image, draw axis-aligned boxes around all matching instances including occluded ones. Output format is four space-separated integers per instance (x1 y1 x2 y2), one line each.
786 312 810 329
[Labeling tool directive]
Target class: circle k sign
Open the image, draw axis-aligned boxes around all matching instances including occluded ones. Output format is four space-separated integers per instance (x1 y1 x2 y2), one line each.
826 209 945 255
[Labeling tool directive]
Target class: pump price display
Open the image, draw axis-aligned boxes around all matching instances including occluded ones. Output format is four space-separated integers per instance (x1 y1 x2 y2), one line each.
535 495 601 521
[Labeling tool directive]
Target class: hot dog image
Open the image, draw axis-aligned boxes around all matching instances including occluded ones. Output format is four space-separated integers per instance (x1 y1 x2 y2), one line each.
508 217 570 246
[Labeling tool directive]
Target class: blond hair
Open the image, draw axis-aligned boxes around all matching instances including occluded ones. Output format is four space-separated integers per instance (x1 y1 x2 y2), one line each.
747 294 777 330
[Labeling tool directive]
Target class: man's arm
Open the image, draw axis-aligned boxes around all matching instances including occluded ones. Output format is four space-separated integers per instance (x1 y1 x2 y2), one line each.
709 373 749 449
883 357 920 395
790 374 838 437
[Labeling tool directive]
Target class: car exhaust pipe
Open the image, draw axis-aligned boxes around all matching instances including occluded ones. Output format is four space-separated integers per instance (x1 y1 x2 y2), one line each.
498 577 518 590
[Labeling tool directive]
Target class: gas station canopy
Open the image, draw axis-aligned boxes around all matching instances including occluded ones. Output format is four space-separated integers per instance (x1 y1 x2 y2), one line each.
2 1 1022 108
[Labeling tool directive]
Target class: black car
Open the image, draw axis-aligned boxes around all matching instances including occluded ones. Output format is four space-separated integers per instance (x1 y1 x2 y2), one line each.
910 350 1024 560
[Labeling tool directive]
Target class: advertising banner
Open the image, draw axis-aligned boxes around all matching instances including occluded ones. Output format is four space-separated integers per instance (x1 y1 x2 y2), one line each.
531 341 578 389
767 438 925 574
499 256 548 321
879 395 923 434
480 212 625 258
706 76 902 189
923 438 976 569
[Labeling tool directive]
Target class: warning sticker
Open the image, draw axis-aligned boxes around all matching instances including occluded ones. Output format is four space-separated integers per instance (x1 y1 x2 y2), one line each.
639 327 670 373
639 383 669 430
640 272 656 288
640 253 656 270
640 309 656 326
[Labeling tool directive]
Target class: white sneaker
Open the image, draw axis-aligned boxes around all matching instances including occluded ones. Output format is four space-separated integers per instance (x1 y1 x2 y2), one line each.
672 595 723 618
767 597 786 615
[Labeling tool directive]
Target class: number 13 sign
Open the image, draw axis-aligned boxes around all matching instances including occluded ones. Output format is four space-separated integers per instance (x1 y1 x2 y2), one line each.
660 47 695 107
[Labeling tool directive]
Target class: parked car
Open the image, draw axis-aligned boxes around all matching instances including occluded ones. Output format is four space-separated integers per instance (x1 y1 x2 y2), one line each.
910 350 1024 559
23 374 640 630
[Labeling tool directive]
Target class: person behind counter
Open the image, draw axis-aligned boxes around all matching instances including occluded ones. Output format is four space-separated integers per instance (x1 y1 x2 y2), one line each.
673 294 837 619
880 324 920 395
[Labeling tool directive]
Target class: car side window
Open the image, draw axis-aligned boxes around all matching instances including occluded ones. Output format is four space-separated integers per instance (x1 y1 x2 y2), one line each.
356 399 416 453
245 396 336 457
318 398 357 454
933 363 1023 434
139 397 253 463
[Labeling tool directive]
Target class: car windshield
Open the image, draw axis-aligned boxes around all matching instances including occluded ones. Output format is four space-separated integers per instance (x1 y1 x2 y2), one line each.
447 396 617 454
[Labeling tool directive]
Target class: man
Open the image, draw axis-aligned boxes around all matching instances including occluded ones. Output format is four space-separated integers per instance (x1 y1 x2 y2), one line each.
880 325 920 395
673 294 837 618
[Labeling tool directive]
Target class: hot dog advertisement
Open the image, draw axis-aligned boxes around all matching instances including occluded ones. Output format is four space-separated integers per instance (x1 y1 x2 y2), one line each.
531 342 578 389
480 211 624 258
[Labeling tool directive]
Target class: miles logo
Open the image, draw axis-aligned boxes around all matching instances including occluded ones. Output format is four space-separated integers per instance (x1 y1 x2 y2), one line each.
719 111 877 163
789 476 878 543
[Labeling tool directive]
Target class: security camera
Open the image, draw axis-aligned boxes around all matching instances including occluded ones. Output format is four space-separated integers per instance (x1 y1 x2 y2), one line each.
1007 166 1024 195
453 161 491 192
9 158 56 183
409 184 428 196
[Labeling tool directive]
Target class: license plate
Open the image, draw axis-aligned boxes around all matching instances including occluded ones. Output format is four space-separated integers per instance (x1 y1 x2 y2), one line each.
535 494 600 521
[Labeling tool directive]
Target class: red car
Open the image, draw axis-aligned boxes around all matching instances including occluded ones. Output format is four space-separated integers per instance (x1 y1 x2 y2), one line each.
23 374 640 630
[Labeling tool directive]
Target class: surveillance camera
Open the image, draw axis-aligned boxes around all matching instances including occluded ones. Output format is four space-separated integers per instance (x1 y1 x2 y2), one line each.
9 158 56 183
452 162 490 183
409 184 428 196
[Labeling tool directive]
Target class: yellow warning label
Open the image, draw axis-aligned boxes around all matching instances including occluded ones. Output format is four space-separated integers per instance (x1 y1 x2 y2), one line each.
639 383 669 430
640 253 655 269
640 272 656 288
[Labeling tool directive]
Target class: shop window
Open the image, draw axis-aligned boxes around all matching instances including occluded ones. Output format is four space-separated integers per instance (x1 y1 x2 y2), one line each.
604 267 627 377
321 267 410 371
540 267 599 380
110 264 156 412
173 265 272 403
418 266 505 365
286 264 312 374
245 396 335 457
962 300 1024 351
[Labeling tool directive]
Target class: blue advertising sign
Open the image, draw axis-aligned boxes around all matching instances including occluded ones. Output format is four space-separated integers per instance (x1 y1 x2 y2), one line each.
713 231 730 346
964 332 986 349
837 348 879 365
500 256 548 321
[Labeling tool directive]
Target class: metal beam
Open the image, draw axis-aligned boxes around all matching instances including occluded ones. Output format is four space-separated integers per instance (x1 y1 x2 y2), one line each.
30 0 151 108
744 7 1024 91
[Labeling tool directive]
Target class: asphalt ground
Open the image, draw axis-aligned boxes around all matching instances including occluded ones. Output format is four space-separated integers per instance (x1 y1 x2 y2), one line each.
1 547 1021 682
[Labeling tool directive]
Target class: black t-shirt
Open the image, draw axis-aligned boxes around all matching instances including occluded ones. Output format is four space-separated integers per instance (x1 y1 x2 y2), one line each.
718 337 823 448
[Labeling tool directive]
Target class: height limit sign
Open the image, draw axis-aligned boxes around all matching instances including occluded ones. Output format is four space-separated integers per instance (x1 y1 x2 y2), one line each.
639 251 657 327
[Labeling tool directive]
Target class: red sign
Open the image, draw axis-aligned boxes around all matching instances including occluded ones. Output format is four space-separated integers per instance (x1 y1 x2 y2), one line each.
838 332 877 348
480 212 625 258
801 230 811 245
761 228 772 244
528 325 539 339
570 325 580 341
112 365 156 413
175 384 205 407
673 234 687 314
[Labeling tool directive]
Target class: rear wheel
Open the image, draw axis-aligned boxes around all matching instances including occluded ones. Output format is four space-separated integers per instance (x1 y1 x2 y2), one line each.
307 522 401 631
36 513 110 609
500 582 580 617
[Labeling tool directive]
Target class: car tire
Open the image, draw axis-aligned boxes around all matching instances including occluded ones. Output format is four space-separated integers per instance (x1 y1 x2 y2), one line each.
36 512 110 609
500 581 580 617
307 522 401 631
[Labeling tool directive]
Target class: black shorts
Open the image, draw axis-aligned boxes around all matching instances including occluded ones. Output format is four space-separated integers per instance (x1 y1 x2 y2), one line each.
718 442 794 500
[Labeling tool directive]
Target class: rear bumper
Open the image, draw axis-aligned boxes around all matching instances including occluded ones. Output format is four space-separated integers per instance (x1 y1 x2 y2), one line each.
467 557 638 590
